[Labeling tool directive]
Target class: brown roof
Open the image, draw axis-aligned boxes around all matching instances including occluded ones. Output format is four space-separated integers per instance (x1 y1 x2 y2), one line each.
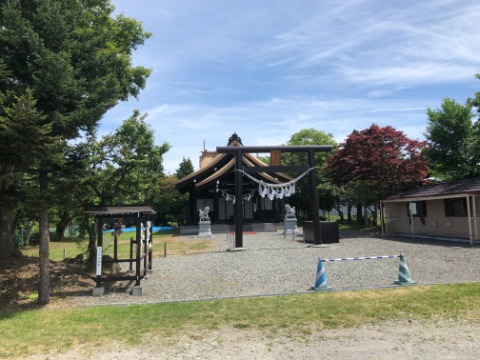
385 178 480 202
85 205 156 216
196 158 235 188
177 151 228 185
175 135 292 194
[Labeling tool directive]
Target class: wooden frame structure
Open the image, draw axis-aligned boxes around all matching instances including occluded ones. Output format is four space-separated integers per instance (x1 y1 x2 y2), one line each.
216 145 332 247
85 205 156 294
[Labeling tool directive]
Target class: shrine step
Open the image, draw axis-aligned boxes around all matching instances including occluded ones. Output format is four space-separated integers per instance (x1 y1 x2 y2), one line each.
229 224 254 233
251 223 278 232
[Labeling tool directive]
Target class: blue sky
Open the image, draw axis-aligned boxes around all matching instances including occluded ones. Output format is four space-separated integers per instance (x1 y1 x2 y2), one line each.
105 0 480 174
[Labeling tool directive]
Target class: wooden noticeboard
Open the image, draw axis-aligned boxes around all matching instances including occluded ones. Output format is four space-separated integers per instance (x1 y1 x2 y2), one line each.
270 150 281 166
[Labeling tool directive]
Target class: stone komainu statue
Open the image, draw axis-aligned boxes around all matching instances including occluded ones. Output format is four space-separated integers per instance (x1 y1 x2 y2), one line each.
285 204 296 217
199 206 210 220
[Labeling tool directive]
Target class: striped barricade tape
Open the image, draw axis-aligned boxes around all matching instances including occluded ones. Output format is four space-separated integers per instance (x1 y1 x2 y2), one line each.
320 255 400 262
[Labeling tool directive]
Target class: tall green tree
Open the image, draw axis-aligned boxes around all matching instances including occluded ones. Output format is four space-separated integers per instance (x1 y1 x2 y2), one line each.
150 158 194 227
176 157 195 179
0 90 56 257
154 175 189 226
0 0 151 304
68 111 170 256
425 98 476 180
470 73 480 115
91 111 169 204
282 128 337 219
284 128 337 167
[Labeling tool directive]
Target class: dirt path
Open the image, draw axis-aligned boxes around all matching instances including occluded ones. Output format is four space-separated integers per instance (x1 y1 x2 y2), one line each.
26 319 479 359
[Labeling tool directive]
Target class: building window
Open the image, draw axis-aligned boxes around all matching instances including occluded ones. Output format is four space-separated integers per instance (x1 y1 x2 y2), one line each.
444 198 468 217
406 201 427 217
218 197 234 221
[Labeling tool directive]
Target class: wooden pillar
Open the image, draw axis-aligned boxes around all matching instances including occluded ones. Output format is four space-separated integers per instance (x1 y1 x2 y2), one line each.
409 202 415 240
188 188 196 224
473 196 478 240
308 149 322 245
143 217 148 274
235 150 243 248
95 218 104 286
135 216 142 286
129 236 134 271
113 234 118 261
147 220 153 271
214 188 220 222
380 201 385 236
467 195 473 246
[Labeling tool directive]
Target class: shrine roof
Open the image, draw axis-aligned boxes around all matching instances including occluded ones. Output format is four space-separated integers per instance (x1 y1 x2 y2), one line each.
85 205 156 217
175 135 293 194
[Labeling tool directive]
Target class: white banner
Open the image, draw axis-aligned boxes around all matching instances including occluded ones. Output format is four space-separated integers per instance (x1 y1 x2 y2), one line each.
96 246 102 276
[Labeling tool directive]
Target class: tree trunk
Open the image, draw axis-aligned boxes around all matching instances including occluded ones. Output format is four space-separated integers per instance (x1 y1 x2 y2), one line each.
335 197 344 223
0 206 15 259
364 206 369 226
24 222 34 246
360 182 369 226
0 164 17 259
68 221 75 237
87 215 97 258
347 203 353 224
356 203 362 224
54 211 71 242
38 202 50 305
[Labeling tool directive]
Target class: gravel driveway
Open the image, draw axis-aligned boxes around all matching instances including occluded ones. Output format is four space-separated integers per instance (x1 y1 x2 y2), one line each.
35 232 480 360
72 231 480 307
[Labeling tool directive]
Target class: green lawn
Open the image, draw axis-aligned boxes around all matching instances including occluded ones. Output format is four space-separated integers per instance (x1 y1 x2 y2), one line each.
21 231 211 261
21 224 380 261
1 283 479 358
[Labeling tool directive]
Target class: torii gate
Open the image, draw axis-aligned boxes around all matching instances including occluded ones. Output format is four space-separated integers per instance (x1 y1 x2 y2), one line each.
216 145 332 248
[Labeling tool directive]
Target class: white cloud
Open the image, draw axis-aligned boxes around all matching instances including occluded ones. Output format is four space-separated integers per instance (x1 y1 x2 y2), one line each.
339 63 476 87
141 94 441 173
255 1 480 89
106 0 480 174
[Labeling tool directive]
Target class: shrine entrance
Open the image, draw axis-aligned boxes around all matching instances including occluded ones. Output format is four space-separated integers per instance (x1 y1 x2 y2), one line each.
216 145 333 247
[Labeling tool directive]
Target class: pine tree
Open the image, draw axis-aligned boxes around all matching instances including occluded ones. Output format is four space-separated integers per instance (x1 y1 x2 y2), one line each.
176 157 195 179
0 0 151 304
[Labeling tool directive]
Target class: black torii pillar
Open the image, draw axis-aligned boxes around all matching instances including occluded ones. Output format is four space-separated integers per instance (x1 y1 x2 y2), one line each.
307 149 322 247
217 145 332 248
234 150 243 248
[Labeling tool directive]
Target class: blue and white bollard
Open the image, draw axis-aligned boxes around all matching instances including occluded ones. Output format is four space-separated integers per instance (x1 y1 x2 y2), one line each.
312 257 332 291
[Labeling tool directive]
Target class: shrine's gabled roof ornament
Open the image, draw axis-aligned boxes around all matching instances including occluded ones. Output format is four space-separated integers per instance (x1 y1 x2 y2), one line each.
228 132 242 145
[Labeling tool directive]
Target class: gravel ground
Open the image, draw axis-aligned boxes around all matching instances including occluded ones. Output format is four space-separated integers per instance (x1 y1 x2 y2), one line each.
31 232 480 360
63 231 480 307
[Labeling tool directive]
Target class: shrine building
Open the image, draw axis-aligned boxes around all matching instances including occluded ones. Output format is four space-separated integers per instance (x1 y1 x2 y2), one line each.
175 133 293 226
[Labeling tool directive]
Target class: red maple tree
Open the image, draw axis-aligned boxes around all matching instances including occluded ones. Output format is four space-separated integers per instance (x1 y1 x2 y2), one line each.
324 124 429 199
